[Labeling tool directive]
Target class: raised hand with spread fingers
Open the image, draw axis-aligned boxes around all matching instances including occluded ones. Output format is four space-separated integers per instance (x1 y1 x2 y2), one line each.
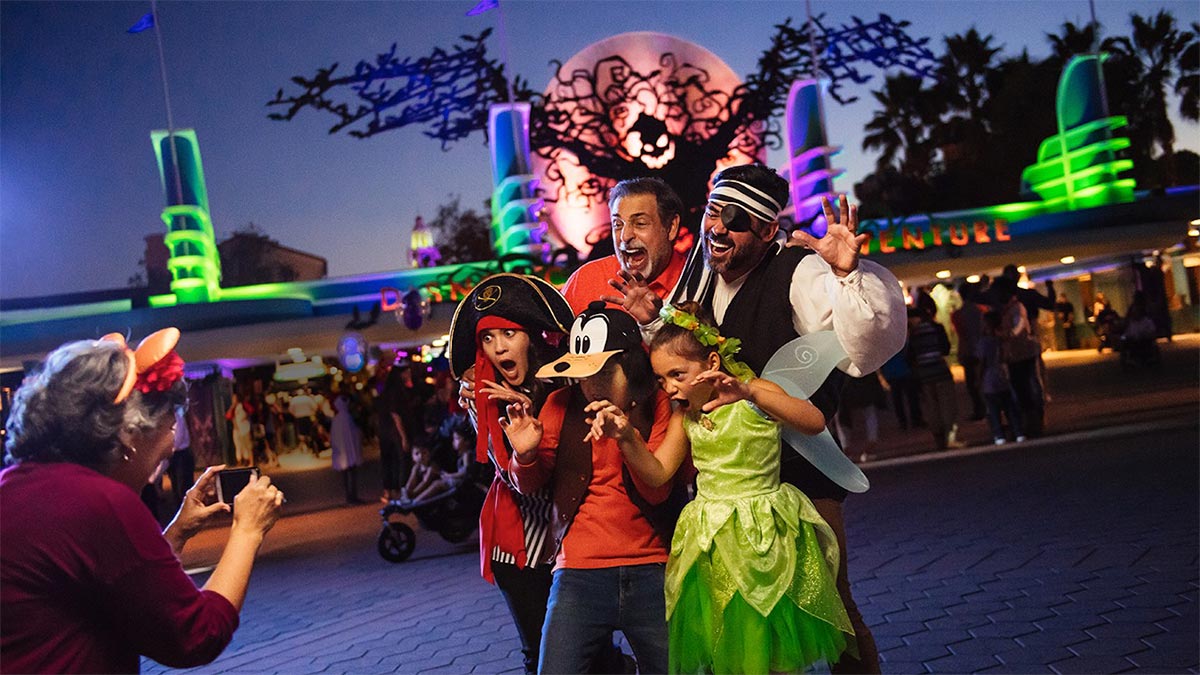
600 270 663 325
478 379 533 410
499 401 543 460
692 369 753 413
786 194 867 278
582 400 634 444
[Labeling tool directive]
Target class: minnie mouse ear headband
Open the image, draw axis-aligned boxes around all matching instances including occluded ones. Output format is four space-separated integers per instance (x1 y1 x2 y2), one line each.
100 327 185 403
448 274 575 379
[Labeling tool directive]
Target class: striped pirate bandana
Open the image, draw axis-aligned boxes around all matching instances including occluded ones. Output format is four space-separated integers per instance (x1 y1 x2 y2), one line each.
708 178 784 224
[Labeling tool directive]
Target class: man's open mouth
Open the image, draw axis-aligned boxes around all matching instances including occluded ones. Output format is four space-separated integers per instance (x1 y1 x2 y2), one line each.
706 237 733 255
620 247 646 266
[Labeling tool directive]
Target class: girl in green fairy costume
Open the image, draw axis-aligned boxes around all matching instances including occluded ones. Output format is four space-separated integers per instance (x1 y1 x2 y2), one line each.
584 301 853 675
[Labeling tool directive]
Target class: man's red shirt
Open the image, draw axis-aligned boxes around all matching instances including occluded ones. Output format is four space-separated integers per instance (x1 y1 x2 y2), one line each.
561 249 687 315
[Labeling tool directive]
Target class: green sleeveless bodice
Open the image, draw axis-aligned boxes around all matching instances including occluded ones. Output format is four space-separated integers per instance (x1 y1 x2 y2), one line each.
688 400 782 500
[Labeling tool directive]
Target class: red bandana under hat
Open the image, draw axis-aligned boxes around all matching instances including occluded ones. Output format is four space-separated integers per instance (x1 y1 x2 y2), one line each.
474 316 527 465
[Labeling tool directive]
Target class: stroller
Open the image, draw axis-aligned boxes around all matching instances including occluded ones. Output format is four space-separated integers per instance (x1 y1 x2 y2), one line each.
377 478 487 563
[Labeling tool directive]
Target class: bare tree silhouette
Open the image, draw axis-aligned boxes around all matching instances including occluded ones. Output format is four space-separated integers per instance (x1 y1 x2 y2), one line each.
268 16 936 219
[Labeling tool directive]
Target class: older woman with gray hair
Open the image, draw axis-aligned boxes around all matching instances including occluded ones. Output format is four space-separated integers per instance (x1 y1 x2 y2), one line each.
0 328 284 674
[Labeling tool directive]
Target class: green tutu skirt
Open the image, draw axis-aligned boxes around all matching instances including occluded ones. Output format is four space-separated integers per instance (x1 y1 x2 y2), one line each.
666 485 853 675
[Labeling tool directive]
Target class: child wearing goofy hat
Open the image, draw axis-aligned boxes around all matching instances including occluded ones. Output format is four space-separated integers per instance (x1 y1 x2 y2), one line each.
501 301 686 675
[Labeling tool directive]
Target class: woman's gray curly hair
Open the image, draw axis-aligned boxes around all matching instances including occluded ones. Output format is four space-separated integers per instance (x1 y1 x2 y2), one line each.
4 339 188 466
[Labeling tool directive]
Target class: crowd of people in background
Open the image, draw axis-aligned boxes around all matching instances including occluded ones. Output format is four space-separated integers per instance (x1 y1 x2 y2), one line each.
152 260 1163 516
146 254 1164 515
835 263 1164 461
131 356 480 514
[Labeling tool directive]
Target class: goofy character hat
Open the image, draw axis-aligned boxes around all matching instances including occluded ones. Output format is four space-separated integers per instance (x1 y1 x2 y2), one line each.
448 274 574 463
536 301 644 379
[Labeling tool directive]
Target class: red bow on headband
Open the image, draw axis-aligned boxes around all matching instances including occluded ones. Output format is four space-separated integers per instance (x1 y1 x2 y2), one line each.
100 327 184 403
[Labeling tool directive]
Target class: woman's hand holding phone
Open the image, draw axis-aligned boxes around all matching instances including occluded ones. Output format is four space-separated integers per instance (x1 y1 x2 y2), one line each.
175 465 231 530
203 472 286 611
231 473 284 539
163 464 231 555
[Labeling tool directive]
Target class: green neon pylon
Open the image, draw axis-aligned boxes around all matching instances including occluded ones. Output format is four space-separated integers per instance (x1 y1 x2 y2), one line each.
151 129 222 303
1020 54 1136 211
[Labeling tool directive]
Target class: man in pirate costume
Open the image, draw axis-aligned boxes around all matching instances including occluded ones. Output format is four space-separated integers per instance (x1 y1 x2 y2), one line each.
654 163 907 674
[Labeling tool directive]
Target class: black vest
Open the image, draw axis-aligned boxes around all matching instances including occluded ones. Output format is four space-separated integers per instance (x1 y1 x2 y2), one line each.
707 245 849 501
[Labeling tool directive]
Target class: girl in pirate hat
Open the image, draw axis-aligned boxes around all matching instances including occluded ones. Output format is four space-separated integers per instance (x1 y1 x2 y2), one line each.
448 274 573 675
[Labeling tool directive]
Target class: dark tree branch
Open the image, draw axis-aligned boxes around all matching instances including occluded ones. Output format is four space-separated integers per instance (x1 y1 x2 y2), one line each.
268 18 936 213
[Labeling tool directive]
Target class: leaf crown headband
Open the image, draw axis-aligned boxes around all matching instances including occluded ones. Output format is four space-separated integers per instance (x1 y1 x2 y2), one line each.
658 304 755 382
100 327 185 403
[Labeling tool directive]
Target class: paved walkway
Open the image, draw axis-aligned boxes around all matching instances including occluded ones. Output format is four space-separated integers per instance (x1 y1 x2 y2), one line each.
149 411 1198 674
847 418 1198 674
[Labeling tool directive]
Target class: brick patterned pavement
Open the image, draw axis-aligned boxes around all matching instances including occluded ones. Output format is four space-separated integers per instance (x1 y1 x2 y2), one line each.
145 415 1197 674
848 421 1198 674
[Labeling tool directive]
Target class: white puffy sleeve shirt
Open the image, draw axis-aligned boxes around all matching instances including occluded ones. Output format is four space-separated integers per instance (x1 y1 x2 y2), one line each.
787 255 908 377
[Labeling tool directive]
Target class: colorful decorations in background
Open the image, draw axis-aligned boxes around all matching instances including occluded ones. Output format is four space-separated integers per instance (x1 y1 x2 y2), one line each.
782 79 843 238
151 129 223 303
376 252 574 319
274 347 328 382
337 333 368 373
269 18 937 254
859 53 1139 256
267 31 505 147
531 32 761 255
1020 54 1136 211
488 103 548 260
126 12 154 34
810 14 939 97
380 288 432 331
859 216 1013 255
410 216 441 268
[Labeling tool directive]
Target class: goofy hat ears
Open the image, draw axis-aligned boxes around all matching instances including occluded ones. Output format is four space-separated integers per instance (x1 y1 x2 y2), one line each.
448 274 575 379
536 302 643 379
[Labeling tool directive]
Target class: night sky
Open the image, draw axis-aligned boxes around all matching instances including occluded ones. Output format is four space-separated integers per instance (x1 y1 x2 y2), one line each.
2 0 1196 300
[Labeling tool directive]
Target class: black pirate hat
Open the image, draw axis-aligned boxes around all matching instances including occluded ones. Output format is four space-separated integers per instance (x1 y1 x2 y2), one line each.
448 273 575 379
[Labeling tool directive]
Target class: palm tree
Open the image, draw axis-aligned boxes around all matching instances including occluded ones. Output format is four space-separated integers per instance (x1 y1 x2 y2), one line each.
937 29 1004 124
1178 22 1199 121
929 28 1005 181
1046 20 1101 65
862 73 940 178
1102 10 1195 161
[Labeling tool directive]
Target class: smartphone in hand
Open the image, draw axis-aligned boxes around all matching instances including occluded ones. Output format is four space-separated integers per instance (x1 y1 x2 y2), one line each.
216 467 260 505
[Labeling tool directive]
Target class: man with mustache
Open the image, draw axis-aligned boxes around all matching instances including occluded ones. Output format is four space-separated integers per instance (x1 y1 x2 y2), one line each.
561 177 686 321
663 162 907 674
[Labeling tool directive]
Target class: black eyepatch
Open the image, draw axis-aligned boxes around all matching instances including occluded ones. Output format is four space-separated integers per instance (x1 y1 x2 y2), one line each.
719 203 754 233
